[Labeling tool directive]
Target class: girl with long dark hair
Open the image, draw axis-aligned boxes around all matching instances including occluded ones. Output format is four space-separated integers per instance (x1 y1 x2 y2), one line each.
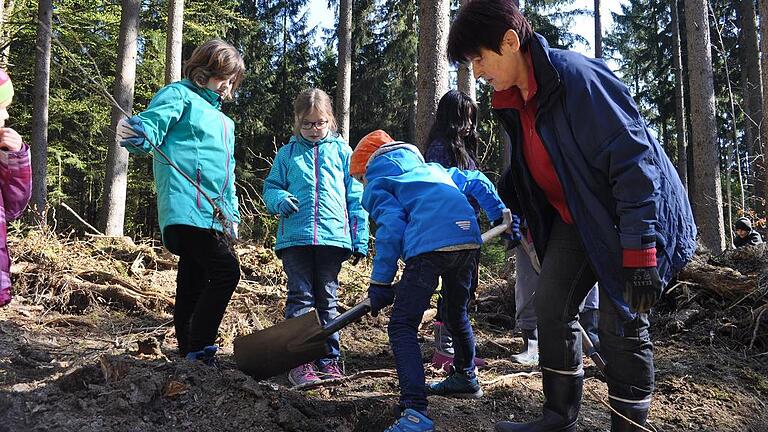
423 89 486 371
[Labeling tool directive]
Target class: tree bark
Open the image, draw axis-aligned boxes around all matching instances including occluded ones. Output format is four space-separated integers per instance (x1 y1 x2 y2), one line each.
757 0 768 214
416 0 449 151
685 0 725 252
336 0 352 141
1 0 14 65
164 0 184 84
99 0 140 236
737 0 762 212
672 0 688 191
30 0 52 223
456 0 475 100
594 0 602 58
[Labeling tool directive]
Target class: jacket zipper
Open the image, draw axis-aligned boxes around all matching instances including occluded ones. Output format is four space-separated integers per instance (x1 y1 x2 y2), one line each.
313 145 320 245
196 168 201 208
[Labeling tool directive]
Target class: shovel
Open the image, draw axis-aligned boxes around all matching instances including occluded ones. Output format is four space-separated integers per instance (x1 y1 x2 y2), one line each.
234 209 514 379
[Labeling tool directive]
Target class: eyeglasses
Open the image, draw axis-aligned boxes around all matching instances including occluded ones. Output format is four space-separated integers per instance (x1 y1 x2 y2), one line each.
301 120 329 130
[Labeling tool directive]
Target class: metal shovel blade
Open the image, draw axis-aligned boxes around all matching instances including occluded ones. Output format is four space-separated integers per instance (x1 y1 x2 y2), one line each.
233 298 372 379
234 310 328 379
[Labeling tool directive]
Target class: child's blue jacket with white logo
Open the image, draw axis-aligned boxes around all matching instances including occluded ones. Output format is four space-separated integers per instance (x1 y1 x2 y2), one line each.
362 143 506 284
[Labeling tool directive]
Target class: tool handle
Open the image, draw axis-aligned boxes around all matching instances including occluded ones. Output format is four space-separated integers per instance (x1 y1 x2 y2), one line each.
482 208 513 243
578 321 607 374
317 298 372 339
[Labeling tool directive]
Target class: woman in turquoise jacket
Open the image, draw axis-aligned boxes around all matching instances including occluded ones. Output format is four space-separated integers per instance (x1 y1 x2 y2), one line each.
117 40 244 365
263 88 369 385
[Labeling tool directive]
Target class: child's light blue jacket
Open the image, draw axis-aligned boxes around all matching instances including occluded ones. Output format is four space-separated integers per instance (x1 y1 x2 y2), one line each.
362 143 506 284
263 134 369 256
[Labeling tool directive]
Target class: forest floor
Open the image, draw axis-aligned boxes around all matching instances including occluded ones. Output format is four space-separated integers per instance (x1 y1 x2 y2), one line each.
1 228 767 432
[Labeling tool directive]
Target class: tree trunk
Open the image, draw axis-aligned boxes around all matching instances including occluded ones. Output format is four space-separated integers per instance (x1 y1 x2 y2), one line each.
757 0 768 214
685 0 725 252
416 0 449 151
594 0 602 58
1 0 15 66
30 0 52 223
737 0 762 212
336 0 352 141
672 0 688 191
456 0 475 100
99 0 140 236
164 0 183 84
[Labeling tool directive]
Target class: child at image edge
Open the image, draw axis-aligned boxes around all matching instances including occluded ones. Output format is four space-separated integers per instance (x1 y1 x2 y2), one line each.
350 129 520 432
263 88 369 386
0 69 33 308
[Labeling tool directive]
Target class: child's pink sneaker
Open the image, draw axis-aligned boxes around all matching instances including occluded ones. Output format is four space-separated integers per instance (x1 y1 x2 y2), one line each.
430 351 486 373
288 363 321 386
316 360 344 380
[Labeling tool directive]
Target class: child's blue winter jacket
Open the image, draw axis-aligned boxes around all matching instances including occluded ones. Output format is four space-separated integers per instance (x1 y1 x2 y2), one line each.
362 143 505 284
263 134 369 256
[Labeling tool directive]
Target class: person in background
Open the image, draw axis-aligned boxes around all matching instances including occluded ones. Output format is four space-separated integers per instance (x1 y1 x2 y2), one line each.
423 89 486 371
447 1 697 430
0 69 33 308
733 217 763 248
512 243 601 366
350 129 519 432
117 39 244 365
263 88 369 386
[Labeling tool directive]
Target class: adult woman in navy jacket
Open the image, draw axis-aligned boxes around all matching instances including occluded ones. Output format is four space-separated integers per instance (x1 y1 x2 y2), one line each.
447 1 696 431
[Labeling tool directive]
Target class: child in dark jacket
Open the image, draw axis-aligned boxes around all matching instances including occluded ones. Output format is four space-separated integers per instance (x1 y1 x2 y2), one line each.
350 130 519 432
423 89 486 371
733 217 763 248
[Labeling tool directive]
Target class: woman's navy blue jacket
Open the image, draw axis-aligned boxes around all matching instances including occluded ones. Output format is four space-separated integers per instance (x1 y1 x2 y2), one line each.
495 33 697 319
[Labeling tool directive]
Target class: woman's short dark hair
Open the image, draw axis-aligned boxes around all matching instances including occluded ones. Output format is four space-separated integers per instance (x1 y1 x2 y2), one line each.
183 39 245 99
447 0 533 64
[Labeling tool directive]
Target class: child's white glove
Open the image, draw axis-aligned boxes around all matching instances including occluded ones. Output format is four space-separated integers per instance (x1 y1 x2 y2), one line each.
115 117 141 146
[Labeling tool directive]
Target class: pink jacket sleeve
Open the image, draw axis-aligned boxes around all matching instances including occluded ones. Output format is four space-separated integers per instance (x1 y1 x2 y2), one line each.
0 144 32 220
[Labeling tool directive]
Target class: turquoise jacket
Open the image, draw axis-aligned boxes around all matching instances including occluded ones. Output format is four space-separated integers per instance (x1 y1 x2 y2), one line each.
126 79 239 240
263 134 369 255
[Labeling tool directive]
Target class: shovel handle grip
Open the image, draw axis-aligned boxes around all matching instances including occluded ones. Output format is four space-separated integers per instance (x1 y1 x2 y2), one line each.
318 298 372 338
482 208 513 243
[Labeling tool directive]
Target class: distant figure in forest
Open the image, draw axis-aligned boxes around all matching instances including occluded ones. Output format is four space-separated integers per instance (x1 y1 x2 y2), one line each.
350 129 519 432
448 1 697 431
733 217 763 248
263 88 369 386
423 89 487 371
0 69 32 308
116 39 244 365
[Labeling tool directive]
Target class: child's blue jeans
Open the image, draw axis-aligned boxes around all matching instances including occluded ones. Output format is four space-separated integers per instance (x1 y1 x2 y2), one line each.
281 245 348 366
389 249 478 414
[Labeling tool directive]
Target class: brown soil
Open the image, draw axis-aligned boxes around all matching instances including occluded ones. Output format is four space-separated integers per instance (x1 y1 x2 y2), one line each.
1 230 767 431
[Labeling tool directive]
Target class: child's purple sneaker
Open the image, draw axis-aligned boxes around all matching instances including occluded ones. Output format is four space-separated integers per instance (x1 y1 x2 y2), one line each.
316 360 344 380
288 363 321 386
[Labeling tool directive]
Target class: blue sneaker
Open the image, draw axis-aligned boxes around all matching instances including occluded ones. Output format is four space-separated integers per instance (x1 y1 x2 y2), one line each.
426 371 483 399
185 345 218 366
384 409 434 432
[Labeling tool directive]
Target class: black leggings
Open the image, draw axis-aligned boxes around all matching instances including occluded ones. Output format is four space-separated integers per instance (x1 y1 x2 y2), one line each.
164 225 240 354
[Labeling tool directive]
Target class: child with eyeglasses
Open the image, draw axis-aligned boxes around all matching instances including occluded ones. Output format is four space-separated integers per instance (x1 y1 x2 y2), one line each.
263 88 369 386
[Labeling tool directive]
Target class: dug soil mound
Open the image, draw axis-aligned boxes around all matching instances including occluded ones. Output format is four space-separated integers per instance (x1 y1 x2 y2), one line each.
1 229 767 431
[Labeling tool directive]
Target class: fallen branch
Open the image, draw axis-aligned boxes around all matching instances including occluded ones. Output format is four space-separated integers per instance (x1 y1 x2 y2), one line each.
480 371 541 386
586 387 656 432
61 275 174 311
678 256 756 298
60 202 103 235
291 368 397 391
